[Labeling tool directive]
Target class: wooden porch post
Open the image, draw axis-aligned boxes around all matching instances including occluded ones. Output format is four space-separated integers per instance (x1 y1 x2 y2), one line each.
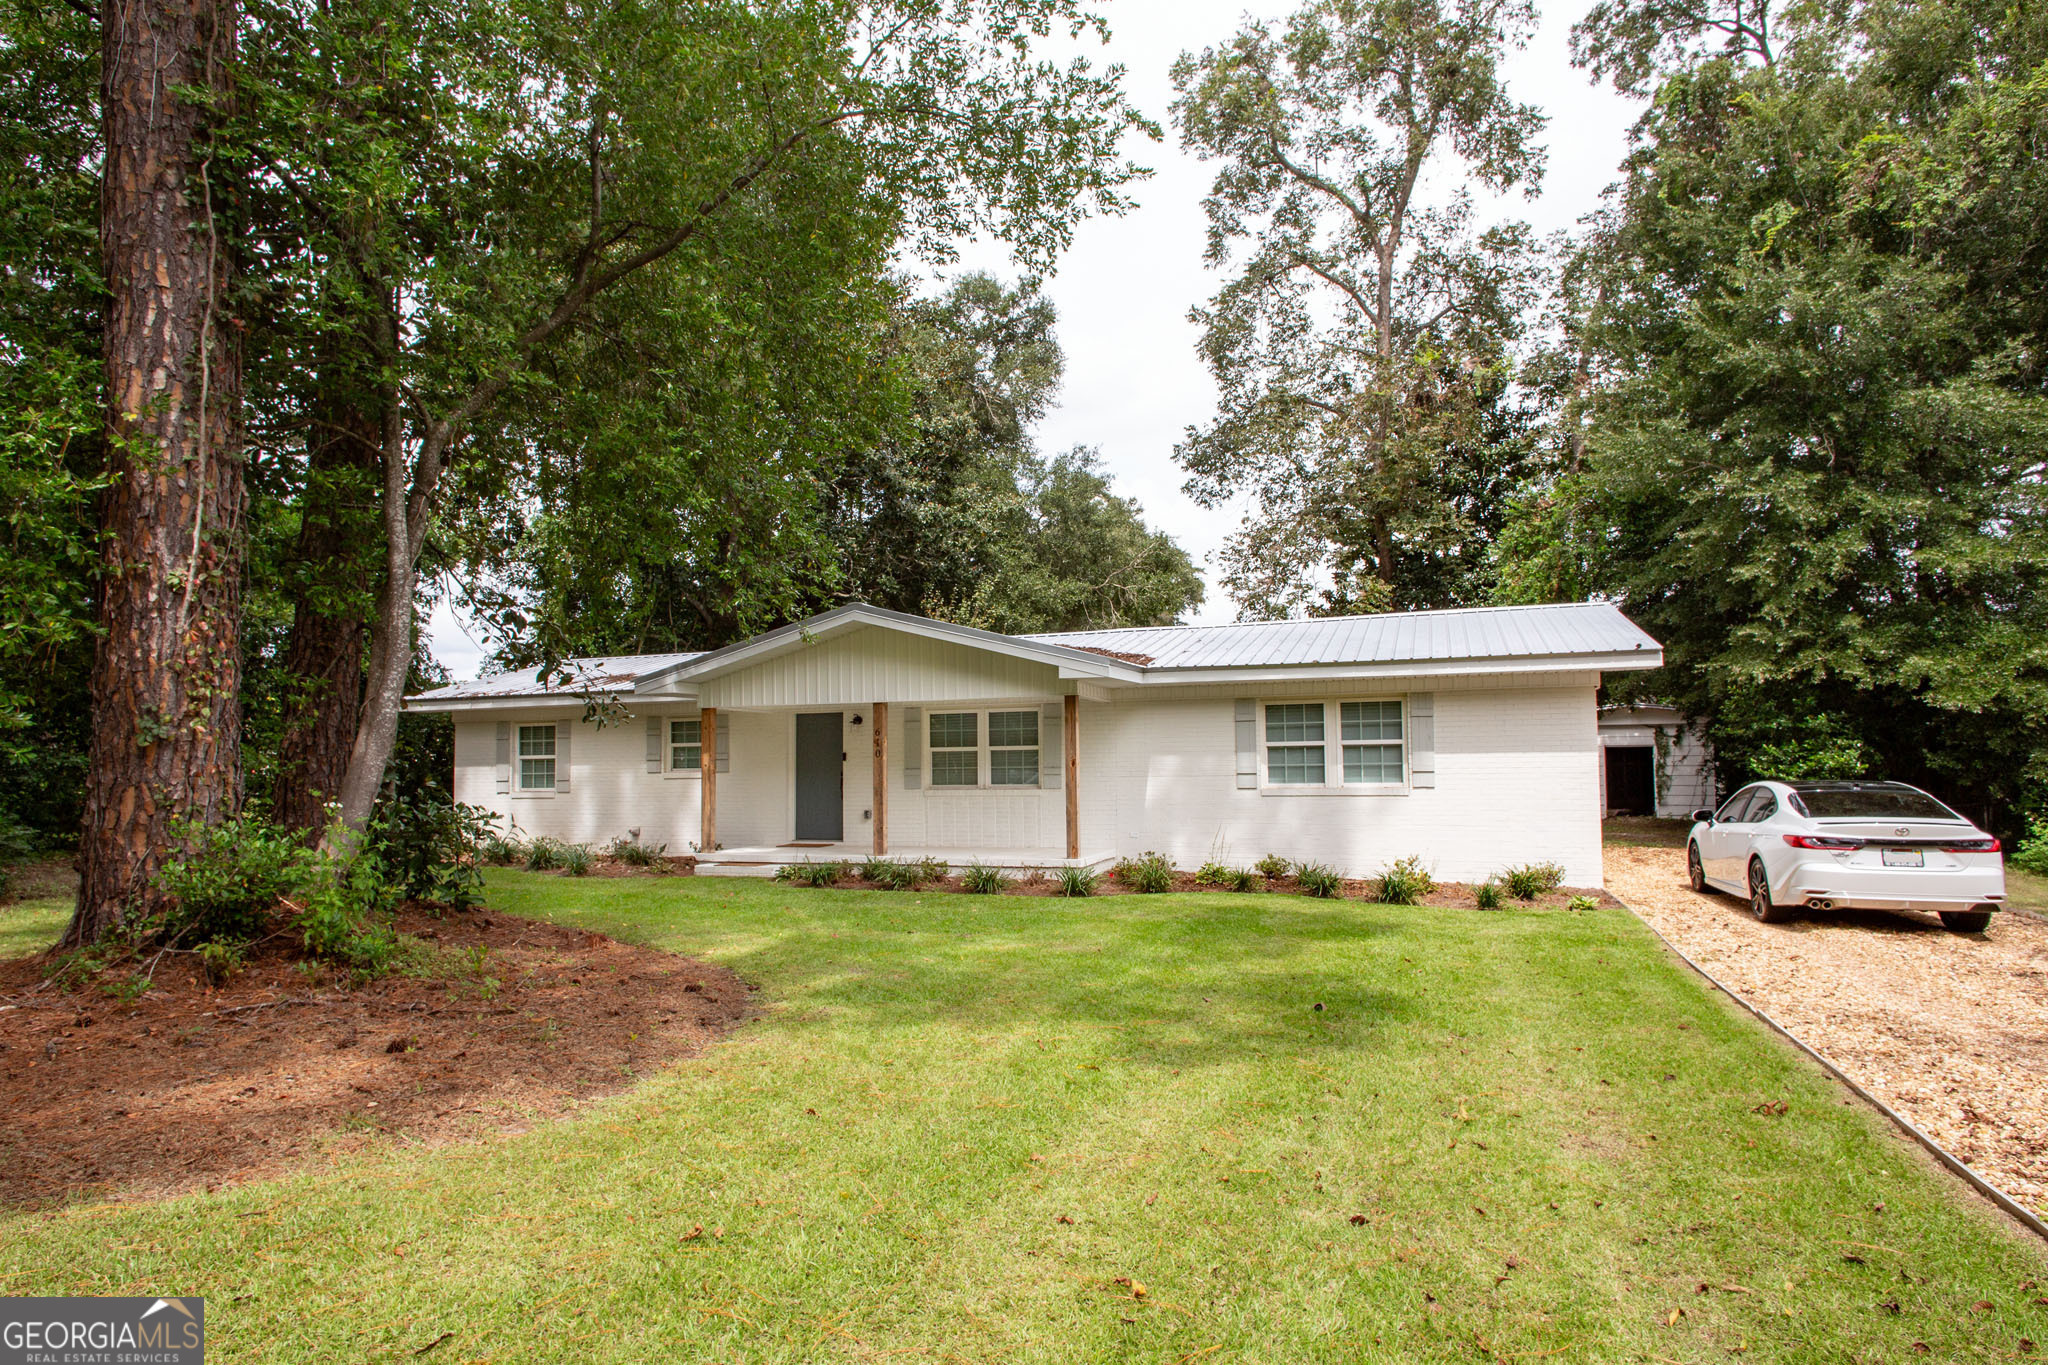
699 705 717 853
1064 694 1080 859
872 701 889 856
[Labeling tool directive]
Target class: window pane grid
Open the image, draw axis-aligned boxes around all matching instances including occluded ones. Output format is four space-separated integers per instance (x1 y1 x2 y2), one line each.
988 710 1038 747
990 749 1039 786
517 725 554 757
519 757 555 790
931 750 978 786
1267 745 1325 785
1265 703 1324 743
1341 701 1402 742
1343 744 1401 783
929 712 977 749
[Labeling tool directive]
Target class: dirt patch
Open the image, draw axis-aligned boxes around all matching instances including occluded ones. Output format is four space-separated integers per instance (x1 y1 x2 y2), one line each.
0 905 749 1208
1607 843 2048 1213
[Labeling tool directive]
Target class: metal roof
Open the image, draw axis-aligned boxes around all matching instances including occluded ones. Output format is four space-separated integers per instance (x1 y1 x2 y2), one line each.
407 652 704 705
1024 602 1657 670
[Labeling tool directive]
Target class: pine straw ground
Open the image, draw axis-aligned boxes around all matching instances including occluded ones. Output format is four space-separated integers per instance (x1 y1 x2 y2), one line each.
1605 841 2048 1215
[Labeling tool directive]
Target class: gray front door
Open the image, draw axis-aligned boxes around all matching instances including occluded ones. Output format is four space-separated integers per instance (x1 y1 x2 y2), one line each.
793 712 844 841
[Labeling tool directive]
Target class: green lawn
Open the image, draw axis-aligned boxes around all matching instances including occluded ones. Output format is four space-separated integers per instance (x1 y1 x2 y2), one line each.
4 873 2043 1362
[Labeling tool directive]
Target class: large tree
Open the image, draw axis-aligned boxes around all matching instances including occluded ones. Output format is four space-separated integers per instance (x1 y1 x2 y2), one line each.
223 0 1149 840
1536 0 2048 824
1170 0 1547 618
72 0 246 941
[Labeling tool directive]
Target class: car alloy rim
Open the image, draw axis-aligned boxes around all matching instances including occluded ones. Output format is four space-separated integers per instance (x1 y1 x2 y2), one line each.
1751 866 1768 916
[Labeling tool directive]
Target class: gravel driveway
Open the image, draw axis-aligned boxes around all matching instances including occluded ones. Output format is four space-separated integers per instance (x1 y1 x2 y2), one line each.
1607 842 2048 1214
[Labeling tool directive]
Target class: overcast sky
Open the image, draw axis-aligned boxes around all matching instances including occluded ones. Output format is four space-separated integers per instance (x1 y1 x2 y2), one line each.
427 0 1643 680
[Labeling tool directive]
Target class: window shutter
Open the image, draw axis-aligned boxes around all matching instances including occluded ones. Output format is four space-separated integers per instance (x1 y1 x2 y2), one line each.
494 722 511 794
1040 702 1063 789
645 715 663 774
714 711 730 773
1234 699 1257 789
902 706 922 790
1408 693 1435 789
554 721 572 793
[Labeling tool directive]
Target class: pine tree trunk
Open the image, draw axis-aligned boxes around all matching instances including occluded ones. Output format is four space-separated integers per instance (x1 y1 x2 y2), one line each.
71 0 243 945
273 384 383 837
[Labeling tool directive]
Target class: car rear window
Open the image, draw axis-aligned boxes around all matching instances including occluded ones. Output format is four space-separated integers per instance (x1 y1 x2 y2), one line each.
1790 786 1960 820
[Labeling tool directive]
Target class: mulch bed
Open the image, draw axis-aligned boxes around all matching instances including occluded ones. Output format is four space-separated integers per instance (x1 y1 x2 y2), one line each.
0 904 750 1208
771 868 1617 908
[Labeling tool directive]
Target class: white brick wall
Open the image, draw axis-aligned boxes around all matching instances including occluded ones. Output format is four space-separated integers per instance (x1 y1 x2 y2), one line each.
448 681 1603 882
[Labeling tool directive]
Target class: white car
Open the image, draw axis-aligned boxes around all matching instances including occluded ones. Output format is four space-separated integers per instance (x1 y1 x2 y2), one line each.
1686 780 2005 931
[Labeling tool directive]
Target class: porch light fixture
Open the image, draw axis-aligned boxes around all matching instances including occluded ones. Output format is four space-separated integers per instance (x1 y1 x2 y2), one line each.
850 714 864 726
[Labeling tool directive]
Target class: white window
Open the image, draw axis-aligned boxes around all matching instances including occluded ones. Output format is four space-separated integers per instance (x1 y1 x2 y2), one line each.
929 712 979 786
927 708 1045 789
988 709 1040 786
1262 699 1404 790
669 718 702 772
518 724 556 790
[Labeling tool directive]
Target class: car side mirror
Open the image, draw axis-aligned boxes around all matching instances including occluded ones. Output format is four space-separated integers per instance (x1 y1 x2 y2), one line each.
1691 808 1716 824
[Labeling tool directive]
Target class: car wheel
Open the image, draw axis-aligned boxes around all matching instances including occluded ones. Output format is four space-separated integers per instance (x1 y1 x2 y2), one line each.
1687 842 1708 893
1748 858 1792 924
1939 908 1995 934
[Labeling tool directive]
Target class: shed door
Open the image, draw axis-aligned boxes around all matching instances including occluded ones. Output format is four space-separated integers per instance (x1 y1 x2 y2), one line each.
1605 745 1655 817
794 712 844 842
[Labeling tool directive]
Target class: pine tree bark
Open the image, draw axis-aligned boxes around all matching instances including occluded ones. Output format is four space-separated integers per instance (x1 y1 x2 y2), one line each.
71 0 244 945
273 382 382 837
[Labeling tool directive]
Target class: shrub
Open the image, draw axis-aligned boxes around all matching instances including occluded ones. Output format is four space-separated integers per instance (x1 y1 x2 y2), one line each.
558 843 594 877
961 864 1007 894
0 813 36 899
799 860 843 888
479 828 527 866
772 863 803 882
857 856 893 883
605 834 667 867
154 817 323 947
1254 853 1294 881
524 838 566 872
878 861 925 891
1501 862 1566 901
1193 861 1234 887
1113 852 1174 894
1568 894 1600 913
298 850 406 981
197 940 245 987
1056 865 1099 897
2015 819 2048 877
1296 863 1343 898
370 791 494 910
917 856 951 884
1374 856 1435 906
1473 881 1503 910
1227 867 1262 892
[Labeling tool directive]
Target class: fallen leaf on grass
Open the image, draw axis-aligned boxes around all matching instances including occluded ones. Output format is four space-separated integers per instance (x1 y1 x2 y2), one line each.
1349 1215 1368 1226
413 1331 453 1355
1113 1277 1148 1299
681 1225 704 1242
1055 1215 1074 1225
1664 1307 1684 1327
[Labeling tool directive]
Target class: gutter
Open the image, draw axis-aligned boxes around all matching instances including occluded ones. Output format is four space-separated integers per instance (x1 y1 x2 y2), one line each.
1628 911 2048 1246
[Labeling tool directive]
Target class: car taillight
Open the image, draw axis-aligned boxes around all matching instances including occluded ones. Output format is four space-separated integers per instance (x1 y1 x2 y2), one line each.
1783 834 1863 850
1940 838 2000 853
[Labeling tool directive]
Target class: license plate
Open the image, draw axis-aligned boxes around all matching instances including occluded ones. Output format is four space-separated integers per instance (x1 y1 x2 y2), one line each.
1882 847 1924 868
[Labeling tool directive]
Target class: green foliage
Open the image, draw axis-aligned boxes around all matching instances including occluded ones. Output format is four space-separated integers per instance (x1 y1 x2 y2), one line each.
1112 852 1175 894
1170 0 1548 615
524 839 567 873
604 836 668 868
1254 854 1294 881
1501 863 1565 901
1055 865 1099 898
480 829 528 867
1532 0 2048 829
917 857 951 884
1295 864 1343 899
297 850 405 982
798 861 845 889
961 864 1008 895
857 857 894 884
1473 881 1503 910
198 940 246 987
1373 858 1435 906
2012 821 2048 877
154 818 325 947
558 843 594 878
371 791 494 910
1568 895 1600 914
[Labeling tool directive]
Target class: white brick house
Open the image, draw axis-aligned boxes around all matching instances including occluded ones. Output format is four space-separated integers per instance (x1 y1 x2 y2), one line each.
405 602 1663 886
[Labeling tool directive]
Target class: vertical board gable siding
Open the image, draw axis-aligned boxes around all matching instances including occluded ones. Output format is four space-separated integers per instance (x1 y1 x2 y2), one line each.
695 626 1061 708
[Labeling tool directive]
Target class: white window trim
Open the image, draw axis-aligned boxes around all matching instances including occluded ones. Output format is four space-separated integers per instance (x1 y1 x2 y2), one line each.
1258 697 1408 796
665 715 704 780
926 706 1044 791
515 723 558 797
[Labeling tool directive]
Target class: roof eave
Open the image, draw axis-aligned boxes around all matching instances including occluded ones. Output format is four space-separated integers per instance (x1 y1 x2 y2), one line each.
1133 650 1663 686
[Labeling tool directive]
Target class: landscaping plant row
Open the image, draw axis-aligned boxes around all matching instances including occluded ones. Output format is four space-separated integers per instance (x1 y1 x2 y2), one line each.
771 851 1600 909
